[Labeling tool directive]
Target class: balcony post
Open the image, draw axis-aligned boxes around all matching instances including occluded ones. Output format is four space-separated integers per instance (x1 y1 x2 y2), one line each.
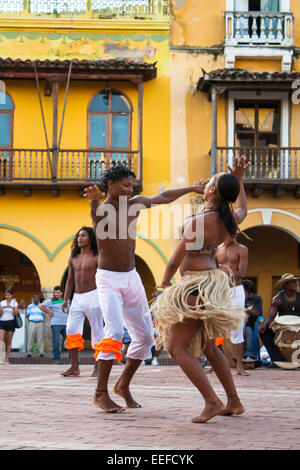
52 81 59 179
211 88 218 177
137 80 144 184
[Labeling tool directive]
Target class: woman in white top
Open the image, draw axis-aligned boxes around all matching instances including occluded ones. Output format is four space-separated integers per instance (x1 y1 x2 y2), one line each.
0 289 19 364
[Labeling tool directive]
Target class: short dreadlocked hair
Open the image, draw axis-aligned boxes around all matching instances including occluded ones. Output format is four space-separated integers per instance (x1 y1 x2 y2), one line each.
99 164 136 192
71 226 98 258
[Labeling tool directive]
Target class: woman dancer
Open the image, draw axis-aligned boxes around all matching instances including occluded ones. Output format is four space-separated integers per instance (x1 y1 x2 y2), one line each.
153 171 247 423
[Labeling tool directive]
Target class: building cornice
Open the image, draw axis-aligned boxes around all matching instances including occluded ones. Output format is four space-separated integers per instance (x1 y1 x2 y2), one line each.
0 18 170 34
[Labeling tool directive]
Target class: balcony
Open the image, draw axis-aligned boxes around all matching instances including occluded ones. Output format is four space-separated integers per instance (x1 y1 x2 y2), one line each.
224 11 294 71
0 0 170 20
0 148 141 195
216 146 300 197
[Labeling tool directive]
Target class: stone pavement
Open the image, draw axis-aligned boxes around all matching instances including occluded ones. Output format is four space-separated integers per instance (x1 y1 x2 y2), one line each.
0 364 299 450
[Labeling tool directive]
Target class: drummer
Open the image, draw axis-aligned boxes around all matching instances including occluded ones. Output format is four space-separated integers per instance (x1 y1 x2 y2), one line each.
259 273 300 366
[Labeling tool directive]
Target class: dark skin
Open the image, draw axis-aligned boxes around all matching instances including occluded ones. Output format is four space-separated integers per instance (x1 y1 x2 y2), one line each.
260 280 298 334
244 288 260 319
84 177 208 413
157 172 245 423
216 239 249 376
61 229 99 378
215 157 250 376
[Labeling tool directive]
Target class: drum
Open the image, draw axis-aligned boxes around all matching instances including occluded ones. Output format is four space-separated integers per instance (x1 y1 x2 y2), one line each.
271 315 300 369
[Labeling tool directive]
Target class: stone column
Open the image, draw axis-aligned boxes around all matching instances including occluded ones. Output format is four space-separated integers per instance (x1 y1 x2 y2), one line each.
41 286 54 354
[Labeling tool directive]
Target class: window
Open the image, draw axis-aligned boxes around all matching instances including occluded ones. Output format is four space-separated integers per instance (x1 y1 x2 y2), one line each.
0 92 14 179
88 89 133 178
235 101 280 176
234 0 279 10
0 92 13 148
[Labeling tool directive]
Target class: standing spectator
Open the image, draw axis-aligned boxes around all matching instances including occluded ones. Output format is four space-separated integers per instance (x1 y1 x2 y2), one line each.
0 289 18 364
39 286 68 364
26 293 44 358
243 280 262 360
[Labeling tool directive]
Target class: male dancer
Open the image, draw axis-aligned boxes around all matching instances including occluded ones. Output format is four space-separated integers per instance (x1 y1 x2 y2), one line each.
215 156 250 376
84 164 208 413
61 227 104 377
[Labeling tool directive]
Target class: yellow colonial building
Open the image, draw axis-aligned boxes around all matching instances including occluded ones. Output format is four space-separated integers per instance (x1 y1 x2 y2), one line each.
1 0 300 349
0 1 170 316
170 0 300 319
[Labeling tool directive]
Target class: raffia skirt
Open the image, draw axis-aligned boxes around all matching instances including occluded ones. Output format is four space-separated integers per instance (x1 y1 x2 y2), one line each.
151 269 246 357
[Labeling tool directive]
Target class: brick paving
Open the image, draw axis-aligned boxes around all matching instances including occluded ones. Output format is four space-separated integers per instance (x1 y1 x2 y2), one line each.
0 364 299 450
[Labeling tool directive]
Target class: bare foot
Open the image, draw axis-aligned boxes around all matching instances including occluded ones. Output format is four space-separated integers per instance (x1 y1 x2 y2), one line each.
91 364 98 377
236 367 250 376
206 367 214 375
192 398 225 423
93 389 126 413
113 384 141 408
60 367 80 377
220 395 245 416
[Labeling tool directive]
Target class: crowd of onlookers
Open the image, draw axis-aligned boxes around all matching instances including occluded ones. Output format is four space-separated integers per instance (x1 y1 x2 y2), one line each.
0 286 68 364
1 273 300 367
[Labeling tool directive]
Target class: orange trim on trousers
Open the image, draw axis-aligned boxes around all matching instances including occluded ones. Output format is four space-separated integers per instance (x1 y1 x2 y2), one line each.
93 338 123 361
66 333 84 351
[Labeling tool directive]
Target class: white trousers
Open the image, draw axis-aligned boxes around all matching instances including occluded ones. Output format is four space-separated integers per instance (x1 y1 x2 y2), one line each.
95 268 153 361
66 289 104 348
230 285 246 344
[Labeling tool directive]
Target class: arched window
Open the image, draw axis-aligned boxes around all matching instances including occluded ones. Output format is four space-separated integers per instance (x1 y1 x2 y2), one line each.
88 89 132 150
87 89 133 178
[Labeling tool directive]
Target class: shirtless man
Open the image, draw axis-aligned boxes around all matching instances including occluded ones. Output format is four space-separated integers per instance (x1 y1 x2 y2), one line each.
84 164 208 413
61 227 104 377
215 156 250 376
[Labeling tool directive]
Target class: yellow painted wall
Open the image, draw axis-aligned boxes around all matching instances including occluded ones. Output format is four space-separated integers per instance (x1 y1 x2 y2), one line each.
168 0 300 320
0 15 171 292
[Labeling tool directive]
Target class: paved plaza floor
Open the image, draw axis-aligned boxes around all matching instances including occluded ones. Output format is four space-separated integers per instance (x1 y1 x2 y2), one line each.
0 364 299 451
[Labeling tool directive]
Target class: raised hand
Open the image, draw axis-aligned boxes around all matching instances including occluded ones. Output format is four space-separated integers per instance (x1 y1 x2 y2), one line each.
228 155 251 180
193 179 209 194
83 185 106 201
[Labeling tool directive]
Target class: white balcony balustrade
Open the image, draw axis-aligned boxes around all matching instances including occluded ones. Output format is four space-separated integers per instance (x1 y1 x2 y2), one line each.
225 11 293 47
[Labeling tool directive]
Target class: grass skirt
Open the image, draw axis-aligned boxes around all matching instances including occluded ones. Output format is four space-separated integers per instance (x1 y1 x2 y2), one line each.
151 269 246 357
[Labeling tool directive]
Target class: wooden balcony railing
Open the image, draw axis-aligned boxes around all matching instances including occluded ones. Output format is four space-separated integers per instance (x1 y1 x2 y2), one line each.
217 147 300 181
225 11 293 47
0 148 140 185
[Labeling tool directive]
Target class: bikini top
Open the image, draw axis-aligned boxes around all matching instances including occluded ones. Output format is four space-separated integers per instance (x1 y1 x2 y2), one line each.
188 207 220 254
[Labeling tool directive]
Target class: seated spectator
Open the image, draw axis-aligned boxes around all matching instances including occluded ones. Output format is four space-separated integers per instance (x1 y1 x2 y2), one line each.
259 273 300 367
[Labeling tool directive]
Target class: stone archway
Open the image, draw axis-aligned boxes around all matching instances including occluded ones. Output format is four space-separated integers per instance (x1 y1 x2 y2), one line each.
0 244 41 306
237 224 300 317
0 244 43 353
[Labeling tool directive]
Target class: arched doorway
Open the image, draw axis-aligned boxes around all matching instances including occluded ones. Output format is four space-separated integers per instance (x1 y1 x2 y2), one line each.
237 225 300 317
0 244 42 352
0 244 41 306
